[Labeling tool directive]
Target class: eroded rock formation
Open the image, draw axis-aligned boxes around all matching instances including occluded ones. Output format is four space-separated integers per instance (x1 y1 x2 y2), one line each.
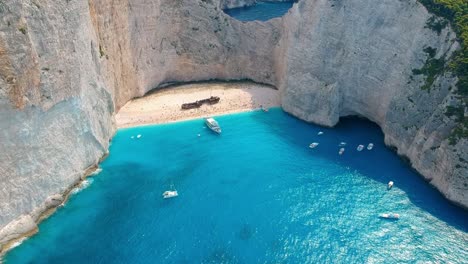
0 0 466 252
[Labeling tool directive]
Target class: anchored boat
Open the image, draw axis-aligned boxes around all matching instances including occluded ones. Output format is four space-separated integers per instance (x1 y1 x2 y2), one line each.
163 190 178 199
379 213 399 220
309 142 319 148
205 117 221 134
339 148 345 155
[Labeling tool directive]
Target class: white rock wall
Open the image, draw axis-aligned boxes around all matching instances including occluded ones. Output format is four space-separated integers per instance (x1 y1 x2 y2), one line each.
279 0 467 208
0 0 466 252
0 0 114 249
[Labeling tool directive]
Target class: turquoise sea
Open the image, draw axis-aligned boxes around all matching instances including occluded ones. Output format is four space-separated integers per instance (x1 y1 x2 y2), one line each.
4 108 468 263
224 2 294 22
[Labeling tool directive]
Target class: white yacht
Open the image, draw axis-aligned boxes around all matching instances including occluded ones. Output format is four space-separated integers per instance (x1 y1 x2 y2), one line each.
339 148 345 155
309 142 319 148
379 213 399 219
357 145 364 151
163 190 178 199
367 143 374 150
388 181 394 189
205 117 221 134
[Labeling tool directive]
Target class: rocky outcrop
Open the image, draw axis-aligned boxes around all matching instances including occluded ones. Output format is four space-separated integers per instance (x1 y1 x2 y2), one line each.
0 0 284 251
0 0 466 253
279 0 467 208
0 0 115 253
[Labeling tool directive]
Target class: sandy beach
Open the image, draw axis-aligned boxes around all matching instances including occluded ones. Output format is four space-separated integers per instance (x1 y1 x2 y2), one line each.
115 82 281 128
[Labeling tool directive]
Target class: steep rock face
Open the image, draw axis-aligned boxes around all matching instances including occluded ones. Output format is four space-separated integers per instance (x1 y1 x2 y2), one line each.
0 0 466 252
0 0 114 248
91 0 282 109
279 0 467 207
0 0 284 249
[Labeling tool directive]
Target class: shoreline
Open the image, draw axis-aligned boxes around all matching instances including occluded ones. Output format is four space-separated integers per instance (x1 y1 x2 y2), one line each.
115 82 281 128
0 158 107 259
0 82 280 260
2 81 467 260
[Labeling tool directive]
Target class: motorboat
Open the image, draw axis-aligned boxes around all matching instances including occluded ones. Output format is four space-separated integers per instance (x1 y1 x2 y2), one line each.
357 145 364 151
137 134 142 139
379 213 399 219
309 142 319 148
367 143 374 150
163 190 178 199
388 181 394 189
205 117 221 134
317 131 324 135
339 148 345 155
339 142 347 146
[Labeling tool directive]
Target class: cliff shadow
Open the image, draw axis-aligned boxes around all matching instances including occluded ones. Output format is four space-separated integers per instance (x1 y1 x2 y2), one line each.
249 109 468 232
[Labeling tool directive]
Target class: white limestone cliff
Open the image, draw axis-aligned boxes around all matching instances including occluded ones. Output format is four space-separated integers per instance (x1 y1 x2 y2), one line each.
279 0 467 208
0 0 466 253
0 0 115 252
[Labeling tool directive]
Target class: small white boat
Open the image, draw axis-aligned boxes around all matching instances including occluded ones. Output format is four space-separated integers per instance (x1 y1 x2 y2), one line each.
357 145 364 151
367 143 374 150
163 190 178 199
317 131 324 135
205 117 221 134
339 142 347 146
339 148 345 155
309 142 319 148
388 181 394 189
379 213 399 219
137 134 142 139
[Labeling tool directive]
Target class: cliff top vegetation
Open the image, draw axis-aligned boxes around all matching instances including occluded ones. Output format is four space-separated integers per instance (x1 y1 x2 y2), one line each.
418 0 467 144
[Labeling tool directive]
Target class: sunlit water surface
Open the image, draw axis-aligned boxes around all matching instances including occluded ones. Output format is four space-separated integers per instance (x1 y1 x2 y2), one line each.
5 108 468 263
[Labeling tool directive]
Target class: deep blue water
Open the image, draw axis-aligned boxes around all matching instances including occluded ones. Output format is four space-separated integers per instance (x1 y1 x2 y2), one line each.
5 108 468 263
224 2 294 22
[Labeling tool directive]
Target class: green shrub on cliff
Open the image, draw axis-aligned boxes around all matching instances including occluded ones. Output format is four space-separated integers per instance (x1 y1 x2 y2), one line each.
0 1 5 13
412 47 446 90
418 0 467 144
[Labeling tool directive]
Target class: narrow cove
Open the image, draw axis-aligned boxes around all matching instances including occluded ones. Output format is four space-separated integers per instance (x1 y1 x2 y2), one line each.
5 108 467 263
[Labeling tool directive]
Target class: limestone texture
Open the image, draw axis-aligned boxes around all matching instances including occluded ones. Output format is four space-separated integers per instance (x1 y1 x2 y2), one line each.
0 0 466 251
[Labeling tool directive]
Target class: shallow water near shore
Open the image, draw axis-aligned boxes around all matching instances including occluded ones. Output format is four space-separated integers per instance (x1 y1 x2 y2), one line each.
224 1 294 21
5 108 468 263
